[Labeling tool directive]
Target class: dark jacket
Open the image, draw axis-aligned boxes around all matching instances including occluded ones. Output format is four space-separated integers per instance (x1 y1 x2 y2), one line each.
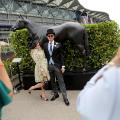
43 41 64 68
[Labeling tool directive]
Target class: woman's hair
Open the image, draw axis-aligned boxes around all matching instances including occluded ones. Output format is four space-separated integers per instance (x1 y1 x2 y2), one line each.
28 35 41 49
29 40 40 49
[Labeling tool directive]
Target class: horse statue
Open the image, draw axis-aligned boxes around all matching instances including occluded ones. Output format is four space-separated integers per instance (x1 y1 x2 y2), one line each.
12 17 89 56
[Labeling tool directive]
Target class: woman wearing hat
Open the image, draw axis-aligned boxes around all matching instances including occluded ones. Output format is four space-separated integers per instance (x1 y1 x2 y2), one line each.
0 41 13 119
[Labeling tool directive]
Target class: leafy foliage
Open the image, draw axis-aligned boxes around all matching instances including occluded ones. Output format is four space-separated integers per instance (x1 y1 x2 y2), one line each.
63 21 120 71
85 21 120 71
9 21 120 73
9 29 34 73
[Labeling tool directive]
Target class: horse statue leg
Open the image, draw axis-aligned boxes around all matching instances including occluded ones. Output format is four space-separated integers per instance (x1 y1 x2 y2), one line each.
77 30 89 72
82 30 89 72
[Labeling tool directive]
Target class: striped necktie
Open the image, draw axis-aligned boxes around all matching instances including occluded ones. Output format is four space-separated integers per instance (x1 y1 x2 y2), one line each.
49 43 54 64
50 43 52 53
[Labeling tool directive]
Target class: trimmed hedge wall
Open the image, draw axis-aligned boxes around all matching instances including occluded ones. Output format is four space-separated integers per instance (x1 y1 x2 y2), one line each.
85 21 120 71
64 21 120 71
9 29 34 73
9 21 120 73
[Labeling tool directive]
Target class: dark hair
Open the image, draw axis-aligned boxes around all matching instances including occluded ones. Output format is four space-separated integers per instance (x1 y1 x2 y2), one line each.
29 40 40 49
28 34 41 49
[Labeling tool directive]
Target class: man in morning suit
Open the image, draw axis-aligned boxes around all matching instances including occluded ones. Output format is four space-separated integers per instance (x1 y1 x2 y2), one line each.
43 29 70 106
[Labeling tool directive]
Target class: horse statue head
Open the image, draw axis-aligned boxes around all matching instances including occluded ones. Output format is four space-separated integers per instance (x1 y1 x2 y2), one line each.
12 19 27 31
12 18 37 36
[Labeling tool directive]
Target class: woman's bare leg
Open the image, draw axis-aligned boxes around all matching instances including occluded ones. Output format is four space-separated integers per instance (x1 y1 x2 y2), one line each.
28 83 42 93
40 82 48 101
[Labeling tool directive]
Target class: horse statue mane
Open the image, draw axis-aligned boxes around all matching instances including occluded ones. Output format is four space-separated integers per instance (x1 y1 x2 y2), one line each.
12 17 89 56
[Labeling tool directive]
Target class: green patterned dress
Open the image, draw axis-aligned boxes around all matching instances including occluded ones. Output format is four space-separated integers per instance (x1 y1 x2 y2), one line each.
0 80 12 119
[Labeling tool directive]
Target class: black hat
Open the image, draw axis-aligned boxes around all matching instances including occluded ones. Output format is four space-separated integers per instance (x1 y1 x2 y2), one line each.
46 29 55 36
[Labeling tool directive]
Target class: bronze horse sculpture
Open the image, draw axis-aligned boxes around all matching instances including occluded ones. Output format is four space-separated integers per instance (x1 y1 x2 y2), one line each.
12 18 89 56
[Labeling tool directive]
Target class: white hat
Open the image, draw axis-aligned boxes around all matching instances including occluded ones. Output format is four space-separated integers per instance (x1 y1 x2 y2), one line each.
0 41 9 46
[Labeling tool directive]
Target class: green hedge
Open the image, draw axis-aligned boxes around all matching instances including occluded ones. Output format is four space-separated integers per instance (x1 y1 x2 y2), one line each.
9 29 34 73
64 21 120 71
9 21 120 72
85 21 120 70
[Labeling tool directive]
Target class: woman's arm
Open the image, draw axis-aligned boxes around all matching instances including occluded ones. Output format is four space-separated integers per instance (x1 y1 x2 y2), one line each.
0 59 13 93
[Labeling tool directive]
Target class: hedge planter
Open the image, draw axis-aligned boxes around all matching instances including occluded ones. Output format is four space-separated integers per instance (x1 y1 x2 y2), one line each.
22 73 51 90
64 71 95 90
22 73 35 90
22 71 96 90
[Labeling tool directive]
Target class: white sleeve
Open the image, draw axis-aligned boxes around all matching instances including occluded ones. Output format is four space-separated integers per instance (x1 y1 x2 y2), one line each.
80 65 109 95
76 66 118 120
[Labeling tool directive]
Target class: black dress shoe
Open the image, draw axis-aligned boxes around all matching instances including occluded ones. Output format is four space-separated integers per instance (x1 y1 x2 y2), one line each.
50 94 59 101
64 98 70 106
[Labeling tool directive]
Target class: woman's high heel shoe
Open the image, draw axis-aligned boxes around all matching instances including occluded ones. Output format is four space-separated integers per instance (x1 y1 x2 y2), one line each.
28 90 31 94
40 95 48 101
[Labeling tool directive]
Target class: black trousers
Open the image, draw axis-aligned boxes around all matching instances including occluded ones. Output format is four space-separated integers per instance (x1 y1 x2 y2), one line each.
48 64 67 99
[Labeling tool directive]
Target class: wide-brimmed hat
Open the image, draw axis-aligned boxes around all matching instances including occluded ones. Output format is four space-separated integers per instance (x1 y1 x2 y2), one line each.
46 29 55 36
0 41 9 46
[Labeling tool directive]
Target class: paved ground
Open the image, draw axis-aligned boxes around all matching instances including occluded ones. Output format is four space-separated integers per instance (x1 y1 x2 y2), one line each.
2 90 81 120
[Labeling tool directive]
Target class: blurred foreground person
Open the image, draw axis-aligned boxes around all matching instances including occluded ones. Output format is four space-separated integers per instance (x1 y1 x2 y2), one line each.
77 47 120 120
0 58 13 119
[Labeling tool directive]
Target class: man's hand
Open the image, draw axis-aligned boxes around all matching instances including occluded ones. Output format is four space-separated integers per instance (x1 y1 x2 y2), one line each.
61 66 65 73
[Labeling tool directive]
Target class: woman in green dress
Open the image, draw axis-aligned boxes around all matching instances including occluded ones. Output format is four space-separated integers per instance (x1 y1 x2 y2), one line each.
0 59 13 119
